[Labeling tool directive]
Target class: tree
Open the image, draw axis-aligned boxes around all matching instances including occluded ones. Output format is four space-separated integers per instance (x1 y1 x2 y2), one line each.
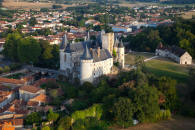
17 37 41 64
72 117 108 130
156 77 178 111
113 97 134 128
57 116 72 130
132 86 160 122
47 109 59 122
24 112 41 125
29 17 37 26
41 126 50 130
3 32 22 61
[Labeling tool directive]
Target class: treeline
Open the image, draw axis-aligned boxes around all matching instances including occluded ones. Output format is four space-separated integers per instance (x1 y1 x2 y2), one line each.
0 9 14 18
124 19 195 58
3 32 59 69
162 0 195 4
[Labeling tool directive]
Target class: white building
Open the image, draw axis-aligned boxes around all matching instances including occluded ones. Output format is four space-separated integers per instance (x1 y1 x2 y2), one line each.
112 26 132 33
155 43 192 65
19 86 45 102
0 88 15 109
60 31 125 84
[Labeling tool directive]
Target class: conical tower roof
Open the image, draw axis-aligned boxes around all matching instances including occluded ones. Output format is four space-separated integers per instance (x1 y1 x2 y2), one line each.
114 37 120 47
82 44 92 60
60 34 68 49
119 40 124 48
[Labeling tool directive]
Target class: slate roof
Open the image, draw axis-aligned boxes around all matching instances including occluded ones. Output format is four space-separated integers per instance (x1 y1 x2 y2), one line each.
60 34 68 49
119 40 124 48
91 49 112 62
157 44 187 57
82 44 92 60
170 46 186 57
64 41 112 62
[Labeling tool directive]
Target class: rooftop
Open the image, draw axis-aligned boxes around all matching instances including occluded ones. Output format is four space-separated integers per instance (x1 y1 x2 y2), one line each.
0 78 25 85
19 85 41 93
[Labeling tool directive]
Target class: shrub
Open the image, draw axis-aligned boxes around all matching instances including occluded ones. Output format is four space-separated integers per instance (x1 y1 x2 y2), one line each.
3 66 10 73
71 104 103 124
72 117 109 130
155 109 171 121
57 116 71 130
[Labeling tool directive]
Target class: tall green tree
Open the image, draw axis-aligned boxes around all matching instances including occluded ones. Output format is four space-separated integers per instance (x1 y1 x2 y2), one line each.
113 97 134 128
156 77 178 110
3 32 22 61
132 86 160 122
47 109 59 122
29 17 37 26
17 37 41 64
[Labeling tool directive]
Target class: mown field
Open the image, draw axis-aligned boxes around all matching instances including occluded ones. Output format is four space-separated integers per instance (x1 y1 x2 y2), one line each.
125 52 155 65
145 58 191 82
125 53 193 82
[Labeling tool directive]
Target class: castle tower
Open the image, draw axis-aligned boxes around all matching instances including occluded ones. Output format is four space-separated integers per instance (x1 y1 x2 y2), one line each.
101 31 114 55
118 40 125 68
114 37 120 57
80 44 93 84
60 34 68 70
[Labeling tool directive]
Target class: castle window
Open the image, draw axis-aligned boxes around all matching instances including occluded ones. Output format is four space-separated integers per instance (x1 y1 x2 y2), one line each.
64 54 66 61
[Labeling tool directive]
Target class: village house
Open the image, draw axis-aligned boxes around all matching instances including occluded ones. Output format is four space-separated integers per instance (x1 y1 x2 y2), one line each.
19 86 45 102
112 26 132 33
0 118 23 130
0 78 27 88
155 43 192 65
0 86 16 109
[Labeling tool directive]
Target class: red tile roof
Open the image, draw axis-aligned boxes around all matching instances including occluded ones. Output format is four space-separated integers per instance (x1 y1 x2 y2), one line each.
0 78 25 85
19 85 41 93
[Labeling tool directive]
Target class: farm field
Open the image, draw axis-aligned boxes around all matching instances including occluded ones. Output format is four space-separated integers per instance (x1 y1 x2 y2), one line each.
2 0 76 10
115 116 195 130
181 11 195 19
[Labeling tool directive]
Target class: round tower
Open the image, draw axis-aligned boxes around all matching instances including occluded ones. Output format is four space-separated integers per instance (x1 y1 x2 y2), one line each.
118 40 125 68
80 44 93 84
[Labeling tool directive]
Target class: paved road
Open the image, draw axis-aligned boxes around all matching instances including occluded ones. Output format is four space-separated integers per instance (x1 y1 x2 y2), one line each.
144 56 159 62
125 55 159 70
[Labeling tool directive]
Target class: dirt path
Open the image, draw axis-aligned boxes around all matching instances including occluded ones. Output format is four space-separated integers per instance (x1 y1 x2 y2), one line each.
113 116 195 130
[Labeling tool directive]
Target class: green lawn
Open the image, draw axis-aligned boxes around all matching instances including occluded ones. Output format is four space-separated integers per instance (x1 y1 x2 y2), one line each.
145 59 191 82
125 52 155 65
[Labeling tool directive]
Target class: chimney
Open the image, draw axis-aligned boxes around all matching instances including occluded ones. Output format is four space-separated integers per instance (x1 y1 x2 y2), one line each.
97 47 100 58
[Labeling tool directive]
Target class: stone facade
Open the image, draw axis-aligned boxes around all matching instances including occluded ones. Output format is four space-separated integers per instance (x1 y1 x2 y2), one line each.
60 31 125 84
155 44 192 65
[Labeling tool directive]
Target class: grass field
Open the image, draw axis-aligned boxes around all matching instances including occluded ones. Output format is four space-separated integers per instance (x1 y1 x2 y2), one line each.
114 116 195 130
125 53 193 82
125 52 155 65
145 58 191 82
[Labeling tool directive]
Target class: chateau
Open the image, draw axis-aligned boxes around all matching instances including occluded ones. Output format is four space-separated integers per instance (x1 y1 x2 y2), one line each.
60 31 125 84
155 43 192 65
